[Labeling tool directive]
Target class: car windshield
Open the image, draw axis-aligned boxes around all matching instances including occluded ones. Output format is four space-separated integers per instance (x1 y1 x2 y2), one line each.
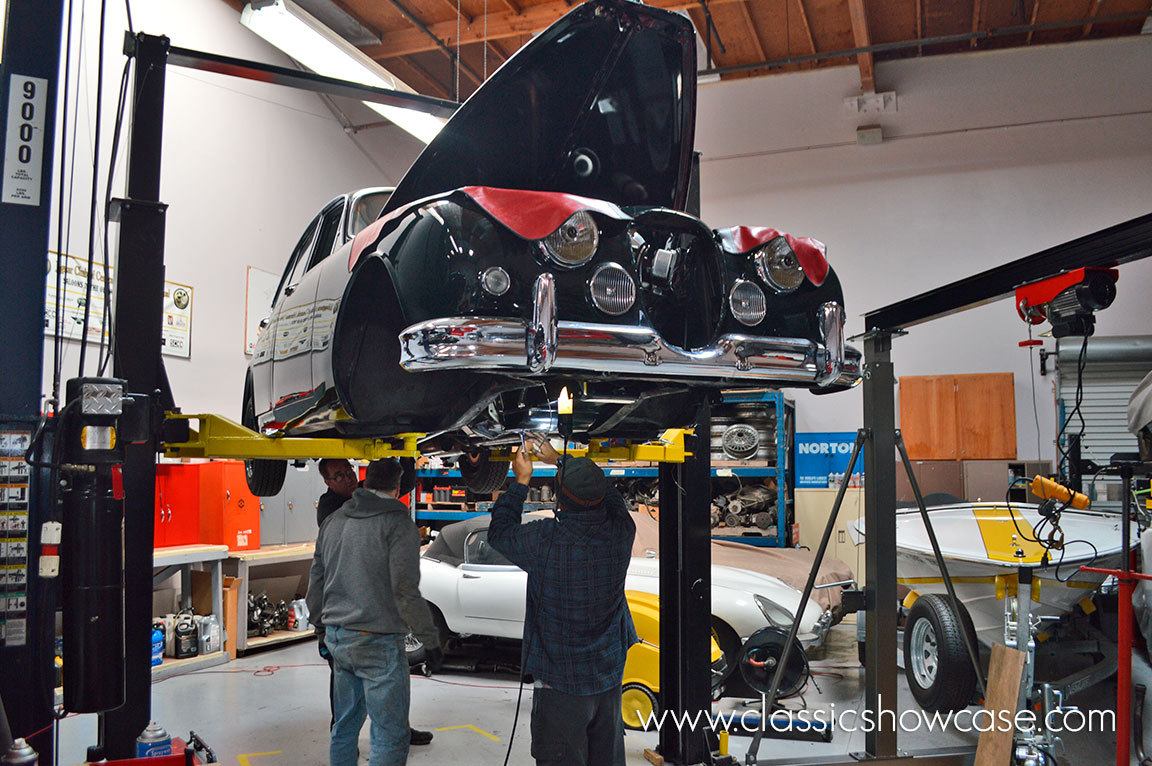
347 191 391 239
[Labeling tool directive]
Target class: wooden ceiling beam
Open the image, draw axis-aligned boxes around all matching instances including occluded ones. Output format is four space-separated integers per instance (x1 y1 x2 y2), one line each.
396 57 454 98
915 0 923 55
1082 0 1102 35
794 0 818 54
846 0 876 92
971 0 985 47
1026 0 1041 43
738 1 767 61
360 0 747 58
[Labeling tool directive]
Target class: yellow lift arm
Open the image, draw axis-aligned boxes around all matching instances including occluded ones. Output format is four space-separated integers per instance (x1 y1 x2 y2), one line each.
162 413 422 460
163 414 690 464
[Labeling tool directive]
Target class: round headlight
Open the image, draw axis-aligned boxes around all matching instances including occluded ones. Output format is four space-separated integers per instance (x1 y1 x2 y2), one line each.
755 238 805 293
589 262 636 316
481 266 510 296
754 594 795 627
729 279 767 326
542 210 598 267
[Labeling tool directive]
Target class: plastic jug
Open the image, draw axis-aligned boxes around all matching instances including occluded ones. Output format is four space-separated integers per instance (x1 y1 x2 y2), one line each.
290 599 310 632
197 615 221 655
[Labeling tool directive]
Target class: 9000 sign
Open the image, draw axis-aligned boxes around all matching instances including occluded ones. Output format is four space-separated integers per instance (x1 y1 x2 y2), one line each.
3 74 48 206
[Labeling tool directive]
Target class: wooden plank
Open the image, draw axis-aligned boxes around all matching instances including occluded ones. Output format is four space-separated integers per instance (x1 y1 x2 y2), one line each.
643 748 665 766
955 373 1017 460
899 375 959 460
360 0 748 58
846 0 876 91
738 1 767 61
974 644 1027 766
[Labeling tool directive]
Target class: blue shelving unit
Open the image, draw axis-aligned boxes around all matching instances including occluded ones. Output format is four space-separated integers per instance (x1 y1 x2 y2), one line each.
414 391 795 547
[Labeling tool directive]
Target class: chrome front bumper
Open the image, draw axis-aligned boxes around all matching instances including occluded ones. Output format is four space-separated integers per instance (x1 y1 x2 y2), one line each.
398 274 861 387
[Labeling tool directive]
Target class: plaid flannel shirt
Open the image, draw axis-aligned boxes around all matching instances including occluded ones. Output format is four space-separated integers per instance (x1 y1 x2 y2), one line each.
488 480 639 696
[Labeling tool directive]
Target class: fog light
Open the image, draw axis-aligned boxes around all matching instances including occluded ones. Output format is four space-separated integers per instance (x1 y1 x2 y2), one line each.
729 279 767 326
589 262 636 315
481 266 510 296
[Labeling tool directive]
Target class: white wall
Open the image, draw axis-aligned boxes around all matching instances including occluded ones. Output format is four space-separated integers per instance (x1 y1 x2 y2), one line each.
695 35 1152 461
43 0 423 419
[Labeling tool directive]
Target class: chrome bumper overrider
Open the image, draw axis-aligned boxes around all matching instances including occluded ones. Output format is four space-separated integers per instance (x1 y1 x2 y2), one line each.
398 273 861 387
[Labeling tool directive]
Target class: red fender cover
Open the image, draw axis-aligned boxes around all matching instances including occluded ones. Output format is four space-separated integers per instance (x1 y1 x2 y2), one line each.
716 226 830 287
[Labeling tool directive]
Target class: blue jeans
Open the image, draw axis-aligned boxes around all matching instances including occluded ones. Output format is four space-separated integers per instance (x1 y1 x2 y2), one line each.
326 626 410 766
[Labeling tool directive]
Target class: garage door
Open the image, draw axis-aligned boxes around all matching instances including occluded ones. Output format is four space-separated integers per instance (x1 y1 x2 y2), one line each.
1056 335 1152 511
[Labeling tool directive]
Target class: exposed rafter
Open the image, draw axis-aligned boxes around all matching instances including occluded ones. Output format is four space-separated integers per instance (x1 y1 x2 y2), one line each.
738 1 766 61
359 0 746 59
794 0 818 54
1082 0 1103 35
971 0 985 47
1026 0 1041 44
916 0 923 55
846 0 875 92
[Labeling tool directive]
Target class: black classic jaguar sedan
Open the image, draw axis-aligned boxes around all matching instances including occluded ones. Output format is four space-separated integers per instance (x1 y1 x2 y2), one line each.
244 0 860 495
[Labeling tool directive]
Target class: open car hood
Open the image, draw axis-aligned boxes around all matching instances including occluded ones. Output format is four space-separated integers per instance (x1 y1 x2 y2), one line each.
382 0 697 215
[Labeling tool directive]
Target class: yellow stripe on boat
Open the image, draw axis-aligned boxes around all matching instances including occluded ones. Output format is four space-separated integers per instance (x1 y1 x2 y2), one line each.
973 507 1048 564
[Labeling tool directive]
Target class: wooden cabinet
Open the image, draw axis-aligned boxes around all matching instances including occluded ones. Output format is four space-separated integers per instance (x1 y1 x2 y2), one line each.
899 373 1016 460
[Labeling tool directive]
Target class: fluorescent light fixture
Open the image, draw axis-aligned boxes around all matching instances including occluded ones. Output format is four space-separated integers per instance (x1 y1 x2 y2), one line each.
241 0 445 143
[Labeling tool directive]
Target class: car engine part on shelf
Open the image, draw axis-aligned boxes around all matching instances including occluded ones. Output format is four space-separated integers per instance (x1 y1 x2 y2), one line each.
247 593 277 638
711 404 777 461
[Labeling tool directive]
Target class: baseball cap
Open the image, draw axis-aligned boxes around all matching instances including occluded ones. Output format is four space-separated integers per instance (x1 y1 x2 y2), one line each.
557 456 607 510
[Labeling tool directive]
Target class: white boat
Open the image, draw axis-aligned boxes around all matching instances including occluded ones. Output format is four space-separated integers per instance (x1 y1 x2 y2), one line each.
873 502 1127 644
853 502 1130 713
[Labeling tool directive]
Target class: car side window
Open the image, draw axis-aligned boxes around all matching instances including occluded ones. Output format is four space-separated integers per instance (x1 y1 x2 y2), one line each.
274 216 320 304
464 530 514 566
307 200 346 271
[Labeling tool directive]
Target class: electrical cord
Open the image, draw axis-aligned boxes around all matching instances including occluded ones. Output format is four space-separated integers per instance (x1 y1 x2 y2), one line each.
502 433 566 766
1055 334 1090 477
1003 476 1100 582
97 56 133 375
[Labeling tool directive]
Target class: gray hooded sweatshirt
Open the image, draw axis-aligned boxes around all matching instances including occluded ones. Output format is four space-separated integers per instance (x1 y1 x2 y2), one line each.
306 487 439 649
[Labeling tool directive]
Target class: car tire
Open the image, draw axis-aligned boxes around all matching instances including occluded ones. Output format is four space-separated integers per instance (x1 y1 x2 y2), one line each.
903 594 978 713
406 602 452 667
242 375 286 496
621 683 660 730
458 450 508 494
711 617 741 683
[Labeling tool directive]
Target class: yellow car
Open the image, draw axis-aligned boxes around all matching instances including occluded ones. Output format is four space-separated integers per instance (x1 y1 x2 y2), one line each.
620 591 727 730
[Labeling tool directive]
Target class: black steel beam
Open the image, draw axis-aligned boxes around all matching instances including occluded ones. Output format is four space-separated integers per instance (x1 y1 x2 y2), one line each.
862 334 899 758
0 0 65 758
102 33 170 759
658 399 712 765
865 212 1152 333
165 44 459 119
753 747 973 766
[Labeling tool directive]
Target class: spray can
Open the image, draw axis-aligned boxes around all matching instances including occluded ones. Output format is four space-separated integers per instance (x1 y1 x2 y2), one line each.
2 739 38 765
136 721 172 757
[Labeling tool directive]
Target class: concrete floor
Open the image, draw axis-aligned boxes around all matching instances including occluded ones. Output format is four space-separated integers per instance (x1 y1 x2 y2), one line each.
53 624 1130 765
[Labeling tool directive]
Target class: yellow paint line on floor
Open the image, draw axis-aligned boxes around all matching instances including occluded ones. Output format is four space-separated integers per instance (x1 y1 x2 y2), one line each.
435 724 501 742
237 751 283 765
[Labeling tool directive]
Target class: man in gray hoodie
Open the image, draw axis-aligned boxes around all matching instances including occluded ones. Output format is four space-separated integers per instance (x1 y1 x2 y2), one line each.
307 458 442 766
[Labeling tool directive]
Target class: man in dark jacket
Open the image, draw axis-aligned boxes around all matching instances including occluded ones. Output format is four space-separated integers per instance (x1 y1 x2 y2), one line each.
488 439 638 766
307 459 442 766
314 457 432 747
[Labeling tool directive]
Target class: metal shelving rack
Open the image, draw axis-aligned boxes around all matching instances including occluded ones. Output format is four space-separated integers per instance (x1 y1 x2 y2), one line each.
413 391 796 546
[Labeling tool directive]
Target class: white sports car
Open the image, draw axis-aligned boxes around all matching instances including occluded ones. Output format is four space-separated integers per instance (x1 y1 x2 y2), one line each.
416 514 832 671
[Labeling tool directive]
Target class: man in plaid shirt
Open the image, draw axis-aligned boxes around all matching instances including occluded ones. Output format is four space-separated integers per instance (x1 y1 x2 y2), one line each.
488 438 638 765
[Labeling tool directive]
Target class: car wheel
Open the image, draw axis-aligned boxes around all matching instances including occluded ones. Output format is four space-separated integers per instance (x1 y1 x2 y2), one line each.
710 617 741 683
903 594 978 713
242 375 286 496
621 683 660 730
406 602 452 668
458 450 508 493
